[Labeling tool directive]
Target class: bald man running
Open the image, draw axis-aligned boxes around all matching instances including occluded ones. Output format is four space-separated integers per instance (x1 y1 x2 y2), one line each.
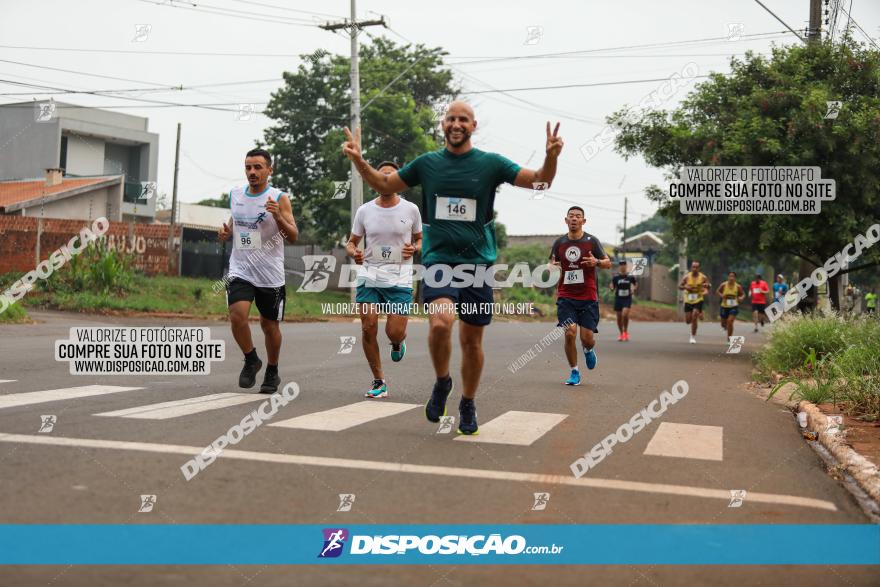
342 101 563 434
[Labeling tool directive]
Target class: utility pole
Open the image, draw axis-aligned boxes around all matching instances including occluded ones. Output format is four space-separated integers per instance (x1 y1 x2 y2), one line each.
621 197 628 258
320 1 386 302
169 122 181 276
808 0 822 42
678 237 688 317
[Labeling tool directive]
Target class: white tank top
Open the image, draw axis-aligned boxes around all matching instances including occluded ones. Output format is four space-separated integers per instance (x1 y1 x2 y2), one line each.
228 185 287 287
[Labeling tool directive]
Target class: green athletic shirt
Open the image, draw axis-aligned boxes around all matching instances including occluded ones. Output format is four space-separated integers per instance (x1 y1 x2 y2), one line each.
866 292 877 309
397 147 521 265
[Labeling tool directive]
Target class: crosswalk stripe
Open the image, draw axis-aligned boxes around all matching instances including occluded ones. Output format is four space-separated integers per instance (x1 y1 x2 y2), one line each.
0 433 839 512
270 401 418 431
0 380 16 384
0 386 142 410
643 422 724 461
453 410 568 445
95 393 267 420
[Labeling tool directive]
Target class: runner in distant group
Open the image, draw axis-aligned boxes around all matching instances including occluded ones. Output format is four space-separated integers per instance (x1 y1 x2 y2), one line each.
550 206 612 385
609 259 637 341
748 274 771 333
716 271 745 339
866 288 877 314
345 161 423 399
772 274 789 306
678 261 711 344
341 101 563 434
218 148 299 393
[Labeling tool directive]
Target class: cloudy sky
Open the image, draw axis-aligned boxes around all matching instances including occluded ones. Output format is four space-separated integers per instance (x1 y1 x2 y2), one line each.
1 0 877 242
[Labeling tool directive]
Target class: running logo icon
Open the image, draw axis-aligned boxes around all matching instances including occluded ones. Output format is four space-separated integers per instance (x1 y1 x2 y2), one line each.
564 246 581 264
337 494 355 512
38 415 56 433
531 492 550 511
138 495 156 513
139 182 157 201
726 336 745 354
132 24 151 42
531 181 550 200
298 256 336 292
728 489 747 508
337 336 356 355
727 23 744 41
35 99 56 122
630 257 647 276
437 416 455 434
824 101 842 120
332 181 350 200
318 528 349 558
235 103 256 122
523 25 543 45
826 415 843 434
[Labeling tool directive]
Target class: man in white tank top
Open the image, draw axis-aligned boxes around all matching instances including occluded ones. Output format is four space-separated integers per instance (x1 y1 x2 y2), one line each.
218 148 298 393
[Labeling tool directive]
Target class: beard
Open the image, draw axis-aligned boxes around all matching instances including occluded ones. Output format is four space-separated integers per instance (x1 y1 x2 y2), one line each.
444 127 471 147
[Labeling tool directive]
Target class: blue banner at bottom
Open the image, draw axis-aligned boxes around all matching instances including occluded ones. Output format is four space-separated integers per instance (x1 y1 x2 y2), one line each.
0 525 877 565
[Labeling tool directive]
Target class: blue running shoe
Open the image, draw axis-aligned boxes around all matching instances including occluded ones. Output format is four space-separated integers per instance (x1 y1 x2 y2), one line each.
564 369 581 386
425 377 453 422
365 379 388 399
457 397 479 435
391 340 406 362
584 347 598 370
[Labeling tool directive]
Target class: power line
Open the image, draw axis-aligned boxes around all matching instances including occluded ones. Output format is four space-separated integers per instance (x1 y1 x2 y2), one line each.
224 0 342 19
446 31 792 65
458 75 711 95
837 2 880 50
133 0 319 27
751 0 808 43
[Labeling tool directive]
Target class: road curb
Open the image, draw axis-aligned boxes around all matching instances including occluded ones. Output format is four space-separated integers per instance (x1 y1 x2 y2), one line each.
797 400 880 506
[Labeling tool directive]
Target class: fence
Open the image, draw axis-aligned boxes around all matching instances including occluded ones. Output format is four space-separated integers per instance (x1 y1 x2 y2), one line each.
0 215 180 276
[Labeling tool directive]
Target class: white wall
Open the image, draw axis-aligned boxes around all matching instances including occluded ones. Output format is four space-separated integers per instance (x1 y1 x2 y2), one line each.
64 135 105 176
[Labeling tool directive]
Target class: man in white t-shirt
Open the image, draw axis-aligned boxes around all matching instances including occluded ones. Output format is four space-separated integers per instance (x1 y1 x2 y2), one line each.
345 161 423 399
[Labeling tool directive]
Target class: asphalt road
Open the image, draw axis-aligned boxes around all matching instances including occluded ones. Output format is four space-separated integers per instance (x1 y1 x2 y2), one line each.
0 310 875 586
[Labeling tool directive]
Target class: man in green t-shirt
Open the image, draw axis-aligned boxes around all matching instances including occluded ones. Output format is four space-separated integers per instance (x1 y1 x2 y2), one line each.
342 100 563 435
866 288 877 314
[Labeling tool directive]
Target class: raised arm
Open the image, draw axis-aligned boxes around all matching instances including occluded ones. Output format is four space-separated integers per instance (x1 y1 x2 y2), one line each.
513 122 563 189
342 126 409 194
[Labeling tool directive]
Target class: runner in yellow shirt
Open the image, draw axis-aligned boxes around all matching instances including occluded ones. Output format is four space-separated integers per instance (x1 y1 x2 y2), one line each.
678 261 711 344
716 271 745 339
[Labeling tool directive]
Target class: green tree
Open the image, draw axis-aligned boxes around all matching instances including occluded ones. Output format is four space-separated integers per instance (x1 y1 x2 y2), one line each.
196 192 229 208
612 38 880 309
262 37 456 247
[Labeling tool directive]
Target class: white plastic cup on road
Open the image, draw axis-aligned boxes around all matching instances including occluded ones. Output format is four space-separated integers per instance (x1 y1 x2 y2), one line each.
797 412 808 428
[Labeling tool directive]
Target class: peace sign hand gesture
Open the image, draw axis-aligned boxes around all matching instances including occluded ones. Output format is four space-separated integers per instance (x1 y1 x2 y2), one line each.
342 126 362 161
545 122 563 158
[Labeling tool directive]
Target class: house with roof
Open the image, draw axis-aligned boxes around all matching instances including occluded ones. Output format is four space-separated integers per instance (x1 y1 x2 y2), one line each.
0 100 159 222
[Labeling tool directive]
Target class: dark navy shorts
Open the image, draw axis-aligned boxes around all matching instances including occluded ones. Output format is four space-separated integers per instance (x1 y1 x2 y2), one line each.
720 306 739 319
556 297 599 333
421 264 494 327
613 297 632 312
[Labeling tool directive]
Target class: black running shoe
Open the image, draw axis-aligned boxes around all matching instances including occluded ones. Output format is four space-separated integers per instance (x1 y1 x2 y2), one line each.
259 368 280 394
458 397 479 435
425 377 453 423
239 357 262 389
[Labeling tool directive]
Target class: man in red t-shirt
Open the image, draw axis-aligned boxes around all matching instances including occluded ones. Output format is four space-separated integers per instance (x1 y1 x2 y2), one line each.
748 274 770 333
549 206 612 385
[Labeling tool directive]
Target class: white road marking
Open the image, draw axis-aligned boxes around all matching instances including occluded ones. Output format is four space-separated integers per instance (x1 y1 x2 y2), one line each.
95 393 266 420
454 410 567 445
0 380 16 384
0 386 142 410
270 401 418 431
644 422 724 461
0 432 837 511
